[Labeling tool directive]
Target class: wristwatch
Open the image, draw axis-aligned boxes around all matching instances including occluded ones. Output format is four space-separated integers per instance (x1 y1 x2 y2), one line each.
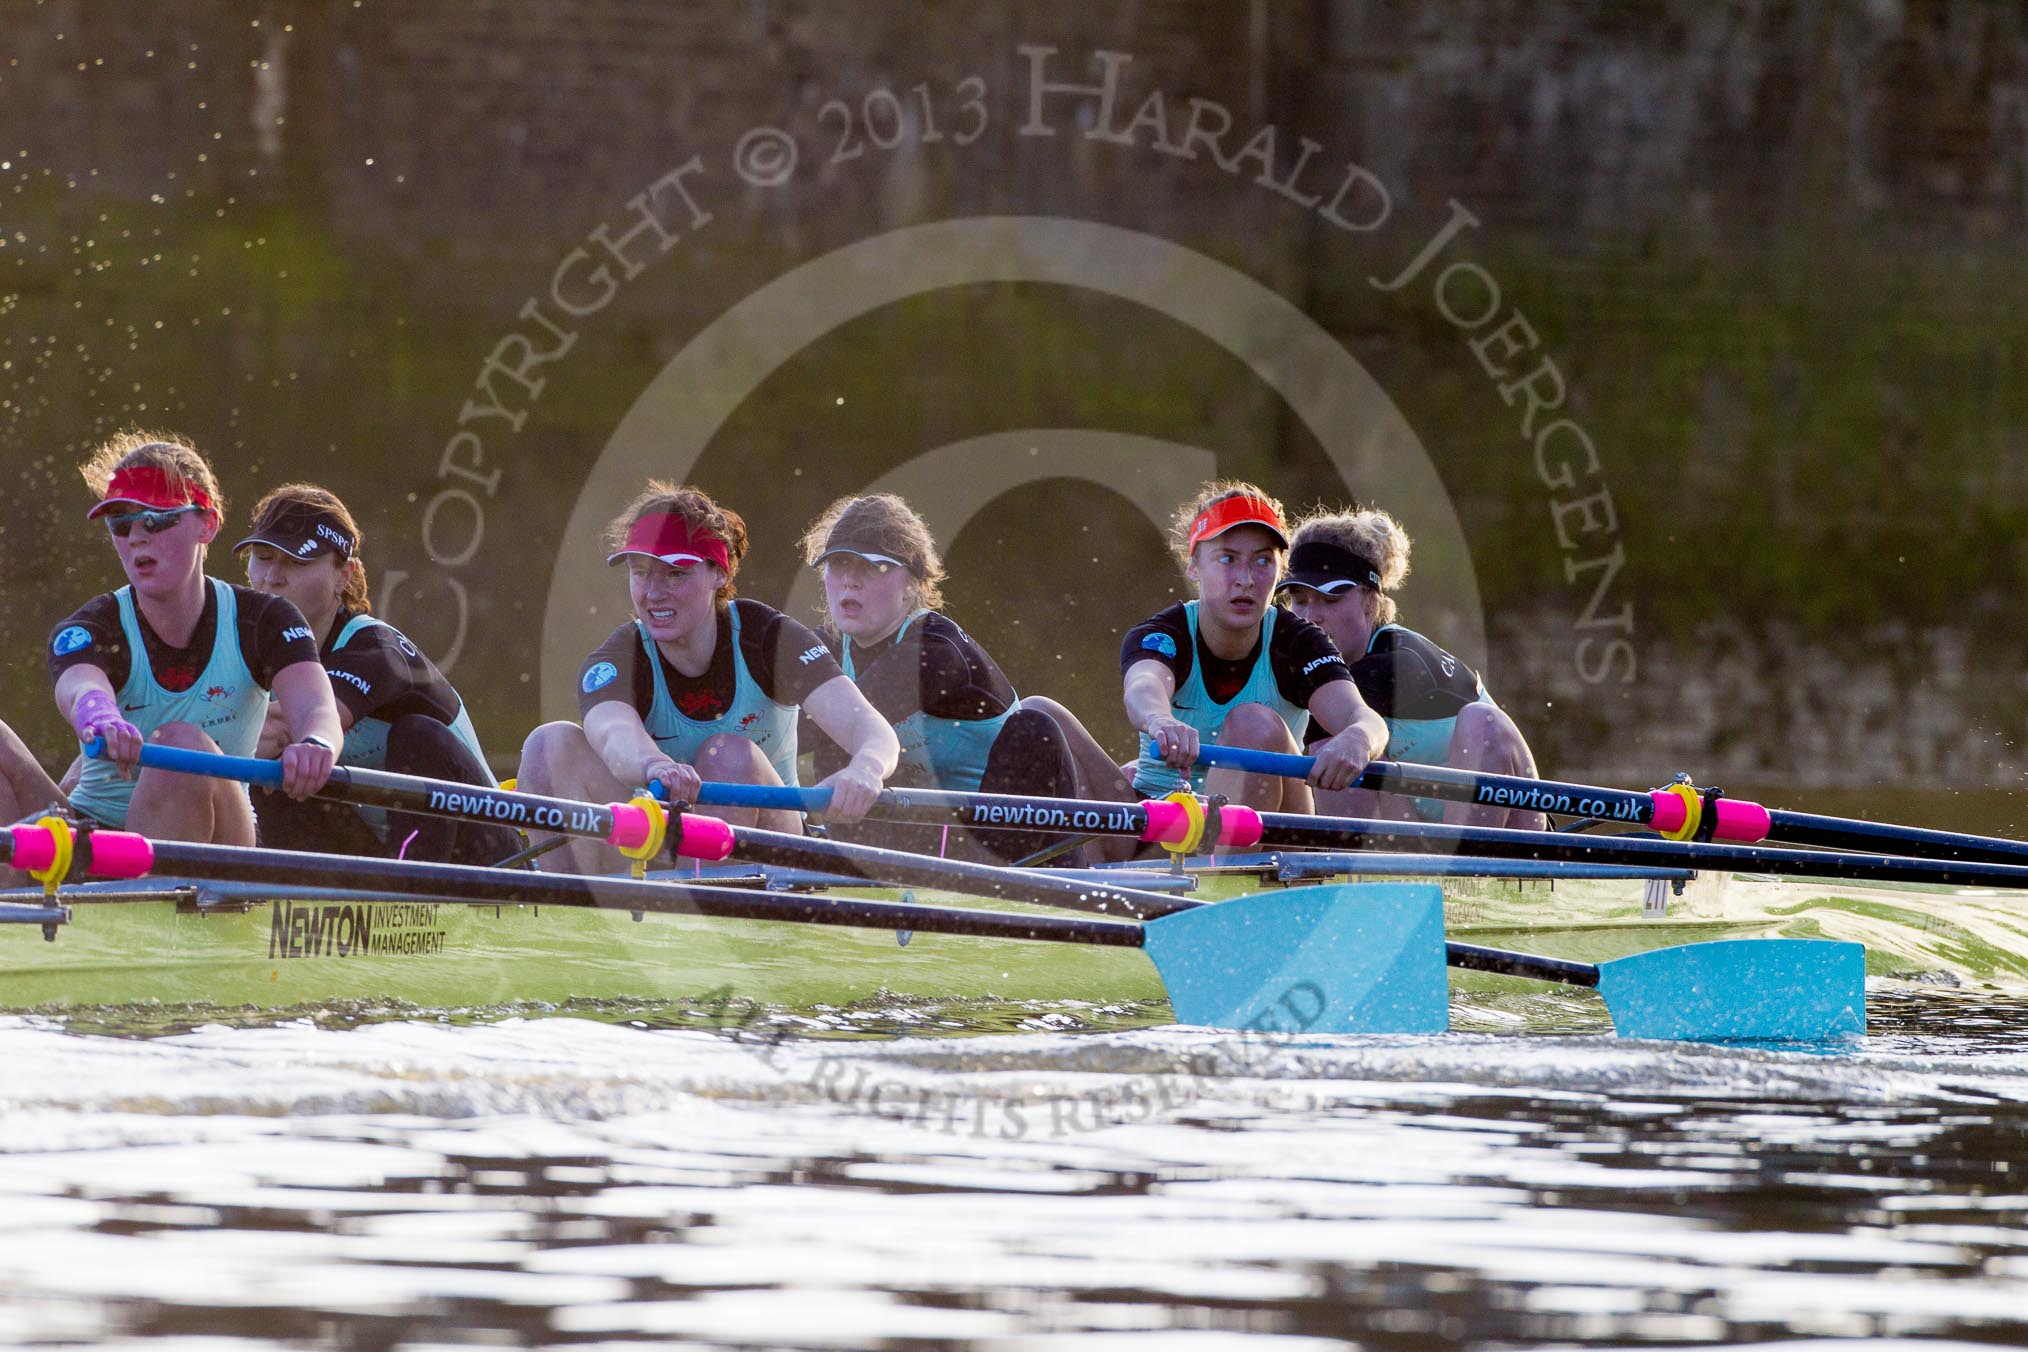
299 733 335 753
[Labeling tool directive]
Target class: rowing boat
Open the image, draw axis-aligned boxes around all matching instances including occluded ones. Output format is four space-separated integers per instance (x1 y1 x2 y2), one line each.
40 740 2028 1040
3 857 2018 1018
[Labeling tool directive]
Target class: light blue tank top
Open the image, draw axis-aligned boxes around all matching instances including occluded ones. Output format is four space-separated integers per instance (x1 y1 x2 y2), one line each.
72 580 269 828
1364 624 1491 822
332 614 492 778
1133 602 1309 796
840 610 1014 794
642 605 800 786
331 614 495 841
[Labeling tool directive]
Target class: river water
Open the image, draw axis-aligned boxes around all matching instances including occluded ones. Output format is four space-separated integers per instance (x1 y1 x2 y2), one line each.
1 988 2024 1349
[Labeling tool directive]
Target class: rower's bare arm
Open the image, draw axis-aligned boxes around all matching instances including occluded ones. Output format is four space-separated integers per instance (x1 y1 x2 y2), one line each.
53 665 113 726
272 661 344 750
1124 660 1195 766
257 702 292 759
583 700 668 787
804 675 899 778
270 661 342 798
803 675 898 821
1307 679 1387 790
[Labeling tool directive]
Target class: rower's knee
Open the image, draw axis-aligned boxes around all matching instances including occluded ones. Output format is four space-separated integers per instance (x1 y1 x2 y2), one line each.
696 733 773 784
386 714 489 785
517 720 587 788
148 722 218 753
1220 702 1297 752
1450 702 1534 777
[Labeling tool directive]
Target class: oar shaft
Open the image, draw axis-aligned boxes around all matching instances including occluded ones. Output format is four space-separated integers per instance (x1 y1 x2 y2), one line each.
107 743 1188 917
1254 811 2028 889
75 836 1151 948
725 826 1195 920
108 741 622 838
1200 745 2028 866
1446 941 1600 988
1196 745 1671 828
695 782 1260 850
1761 808 2028 868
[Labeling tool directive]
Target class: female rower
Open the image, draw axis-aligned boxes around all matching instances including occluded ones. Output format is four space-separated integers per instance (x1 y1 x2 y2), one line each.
236 484 519 865
1278 505 1544 829
797 494 1134 862
47 433 340 843
1122 482 1387 813
518 482 898 873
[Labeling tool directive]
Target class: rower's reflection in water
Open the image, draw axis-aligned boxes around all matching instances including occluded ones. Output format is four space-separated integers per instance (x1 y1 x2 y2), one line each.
519 482 898 874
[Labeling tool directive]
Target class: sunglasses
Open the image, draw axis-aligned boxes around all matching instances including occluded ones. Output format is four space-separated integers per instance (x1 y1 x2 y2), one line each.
105 506 201 539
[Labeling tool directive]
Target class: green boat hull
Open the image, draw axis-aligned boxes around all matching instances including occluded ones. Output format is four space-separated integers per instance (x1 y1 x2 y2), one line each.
0 893 1163 1011
4 868 2024 1015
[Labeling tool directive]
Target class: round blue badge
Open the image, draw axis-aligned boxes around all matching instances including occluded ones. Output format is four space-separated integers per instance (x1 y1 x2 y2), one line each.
52 626 93 656
581 661 619 693
1141 632 1178 659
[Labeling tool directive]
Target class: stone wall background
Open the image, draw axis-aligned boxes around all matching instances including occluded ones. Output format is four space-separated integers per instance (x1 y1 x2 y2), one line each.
3 0 2026 794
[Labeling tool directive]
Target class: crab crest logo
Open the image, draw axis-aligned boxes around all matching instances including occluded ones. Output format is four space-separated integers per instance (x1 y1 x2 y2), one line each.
200 683 236 704
52 626 93 657
582 661 619 694
1141 632 1178 659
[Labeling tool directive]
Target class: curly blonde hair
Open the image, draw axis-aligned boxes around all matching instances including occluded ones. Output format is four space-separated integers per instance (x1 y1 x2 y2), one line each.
1287 505 1411 625
797 493 946 613
80 430 224 523
605 481 748 606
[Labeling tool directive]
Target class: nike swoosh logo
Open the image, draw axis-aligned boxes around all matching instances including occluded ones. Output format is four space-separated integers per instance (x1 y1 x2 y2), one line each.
121 703 148 712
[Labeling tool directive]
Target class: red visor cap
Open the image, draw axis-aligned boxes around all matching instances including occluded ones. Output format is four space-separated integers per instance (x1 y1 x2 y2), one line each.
1184 495 1289 552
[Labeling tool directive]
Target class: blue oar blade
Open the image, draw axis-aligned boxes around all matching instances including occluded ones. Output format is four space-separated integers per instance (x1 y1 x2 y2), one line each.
1595 938 1866 1043
1142 882 1449 1034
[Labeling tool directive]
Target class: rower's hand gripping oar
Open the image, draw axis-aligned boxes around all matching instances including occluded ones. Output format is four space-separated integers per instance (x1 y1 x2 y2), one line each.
86 744 1869 1043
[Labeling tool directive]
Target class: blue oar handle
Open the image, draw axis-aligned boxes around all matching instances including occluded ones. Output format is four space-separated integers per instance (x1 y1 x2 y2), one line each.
1194 745 1318 778
85 736 286 788
691 781 835 812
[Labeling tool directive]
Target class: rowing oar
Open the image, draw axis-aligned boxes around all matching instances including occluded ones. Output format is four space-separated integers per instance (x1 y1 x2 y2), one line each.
1195 743 2028 867
79 744 1864 1042
0 819 1864 1042
96 741 1185 921
687 774 2028 899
